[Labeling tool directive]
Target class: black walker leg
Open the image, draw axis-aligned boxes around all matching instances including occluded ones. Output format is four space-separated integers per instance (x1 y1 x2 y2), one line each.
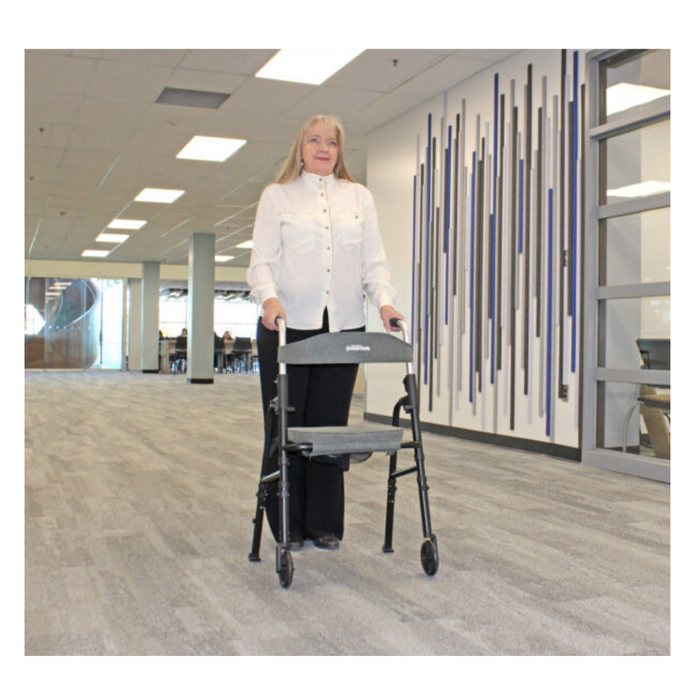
382 399 403 554
404 374 438 575
275 373 294 588
249 401 276 562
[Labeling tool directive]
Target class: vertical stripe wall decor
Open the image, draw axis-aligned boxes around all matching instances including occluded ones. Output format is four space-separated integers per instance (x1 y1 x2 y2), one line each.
408 50 584 445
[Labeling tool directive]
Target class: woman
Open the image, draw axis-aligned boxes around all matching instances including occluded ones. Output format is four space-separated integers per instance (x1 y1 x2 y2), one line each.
247 114 403 551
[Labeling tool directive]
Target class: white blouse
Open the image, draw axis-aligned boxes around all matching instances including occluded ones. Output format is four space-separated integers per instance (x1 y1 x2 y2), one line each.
246 170 396 332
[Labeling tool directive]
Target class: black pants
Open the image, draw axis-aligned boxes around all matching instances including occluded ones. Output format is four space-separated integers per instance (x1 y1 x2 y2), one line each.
257 310 363 541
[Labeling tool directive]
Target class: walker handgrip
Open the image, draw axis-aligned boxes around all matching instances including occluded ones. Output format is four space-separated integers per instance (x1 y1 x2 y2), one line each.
390 318 401 329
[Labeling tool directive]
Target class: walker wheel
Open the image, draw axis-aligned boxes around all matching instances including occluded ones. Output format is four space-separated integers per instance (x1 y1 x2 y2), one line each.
278 550 294 588
420 538 439 576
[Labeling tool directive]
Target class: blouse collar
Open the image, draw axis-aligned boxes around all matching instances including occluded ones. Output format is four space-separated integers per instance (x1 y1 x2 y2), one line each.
301 169 336 189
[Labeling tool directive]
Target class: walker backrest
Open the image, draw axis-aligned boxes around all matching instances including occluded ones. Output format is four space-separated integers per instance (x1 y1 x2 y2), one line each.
278 331 412 365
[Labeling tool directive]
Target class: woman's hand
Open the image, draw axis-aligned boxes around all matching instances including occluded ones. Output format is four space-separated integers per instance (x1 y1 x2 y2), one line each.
380 305 404 332
262 298 286 331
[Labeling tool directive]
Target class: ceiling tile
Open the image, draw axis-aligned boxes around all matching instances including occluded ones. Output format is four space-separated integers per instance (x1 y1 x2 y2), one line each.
67 124 133 152
136 102 216 135
179 49 278 75
393 56 494 98
98 49 187 66
25 53 97 95
76 97 150 129
325 50 444 92
84 61 173 101
224 77 314 114
285 85 383 120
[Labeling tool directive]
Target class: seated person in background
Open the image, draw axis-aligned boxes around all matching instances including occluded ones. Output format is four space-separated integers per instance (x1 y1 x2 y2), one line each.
223 330 234 341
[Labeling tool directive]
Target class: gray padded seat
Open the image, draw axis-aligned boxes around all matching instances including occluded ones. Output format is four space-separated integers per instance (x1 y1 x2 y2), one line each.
287 423 403 456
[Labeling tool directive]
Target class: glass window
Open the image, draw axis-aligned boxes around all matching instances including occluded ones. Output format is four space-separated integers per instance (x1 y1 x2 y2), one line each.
600 49 670 124
596 380 670 462
599 208 670 286
600 119 670 205
25 277 124 370
599 297 670 370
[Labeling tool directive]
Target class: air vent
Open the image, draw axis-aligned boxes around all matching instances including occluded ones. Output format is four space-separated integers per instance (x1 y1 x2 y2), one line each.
156 87 231 110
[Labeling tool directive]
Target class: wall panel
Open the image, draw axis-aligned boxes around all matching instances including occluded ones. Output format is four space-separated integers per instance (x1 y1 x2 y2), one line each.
366 49 585 450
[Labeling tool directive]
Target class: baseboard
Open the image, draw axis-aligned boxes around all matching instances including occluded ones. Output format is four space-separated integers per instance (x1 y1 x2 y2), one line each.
141 369 159 374
187 378 214 385
363 412 581 461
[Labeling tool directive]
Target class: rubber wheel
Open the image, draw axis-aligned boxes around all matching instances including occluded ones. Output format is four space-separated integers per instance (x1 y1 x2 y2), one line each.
278 550 294 588
420 539 439 576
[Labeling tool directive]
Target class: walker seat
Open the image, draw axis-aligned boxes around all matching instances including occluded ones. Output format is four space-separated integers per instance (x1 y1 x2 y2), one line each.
287 423 404 457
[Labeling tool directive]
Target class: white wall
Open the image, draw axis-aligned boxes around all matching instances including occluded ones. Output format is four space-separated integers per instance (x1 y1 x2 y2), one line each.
365 49 584 448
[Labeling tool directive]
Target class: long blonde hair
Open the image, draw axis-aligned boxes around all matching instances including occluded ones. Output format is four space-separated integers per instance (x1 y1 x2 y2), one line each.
275 114 355 184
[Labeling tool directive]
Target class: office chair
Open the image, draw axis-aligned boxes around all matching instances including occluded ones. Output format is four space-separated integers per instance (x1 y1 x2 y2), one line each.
622 338 670 459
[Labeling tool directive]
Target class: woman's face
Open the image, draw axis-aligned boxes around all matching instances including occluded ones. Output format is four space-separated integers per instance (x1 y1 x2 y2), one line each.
301 123 339 176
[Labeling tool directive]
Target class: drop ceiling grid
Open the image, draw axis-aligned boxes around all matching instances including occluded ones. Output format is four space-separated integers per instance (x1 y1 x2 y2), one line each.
25 48 520 263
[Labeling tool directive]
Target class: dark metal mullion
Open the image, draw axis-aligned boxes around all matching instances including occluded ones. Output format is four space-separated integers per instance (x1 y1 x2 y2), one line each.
417 163 424 391
558 50 567 397
567 100 574 316
475 139 485 394
497 92 505 371
523 65 532 395
509 103 518 430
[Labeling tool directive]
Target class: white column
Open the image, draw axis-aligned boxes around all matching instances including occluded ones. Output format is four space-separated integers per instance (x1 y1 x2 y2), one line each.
187 233 215 384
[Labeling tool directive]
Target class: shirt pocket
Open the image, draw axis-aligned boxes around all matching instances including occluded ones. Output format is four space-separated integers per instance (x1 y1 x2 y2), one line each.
279 213 315 254
339 211 365 250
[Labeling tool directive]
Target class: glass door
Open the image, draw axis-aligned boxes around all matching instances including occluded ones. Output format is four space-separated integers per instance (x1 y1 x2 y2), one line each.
582 50 670 482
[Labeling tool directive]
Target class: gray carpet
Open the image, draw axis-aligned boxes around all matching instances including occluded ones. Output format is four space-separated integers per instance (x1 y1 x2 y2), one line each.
25 371 669 655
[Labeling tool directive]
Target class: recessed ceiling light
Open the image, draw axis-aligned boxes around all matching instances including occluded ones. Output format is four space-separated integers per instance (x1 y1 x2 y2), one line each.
81 249 111 258
215 255 235 262
108 218 146 230
96 232 130 243
255 49 364 85
607 181 671 198
177 136 247 162
606 83 670 115
235 240 254 249
135 188 185 204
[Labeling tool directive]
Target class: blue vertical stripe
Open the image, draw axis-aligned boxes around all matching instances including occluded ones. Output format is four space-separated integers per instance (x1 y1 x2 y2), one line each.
571 51 579 373
491 74 499 384
546 188 554 437
445 125 452 324
469 151 476 403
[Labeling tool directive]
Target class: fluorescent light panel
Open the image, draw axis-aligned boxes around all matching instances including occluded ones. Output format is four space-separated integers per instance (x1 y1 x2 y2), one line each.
607 181 670 198
108 218 146 230
255 49 364 85
606 82 670 115
96 232 130 243
135 188 185 203
215 255 235 262
81 249 111 258
177 135 247 162
236 240 253 249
